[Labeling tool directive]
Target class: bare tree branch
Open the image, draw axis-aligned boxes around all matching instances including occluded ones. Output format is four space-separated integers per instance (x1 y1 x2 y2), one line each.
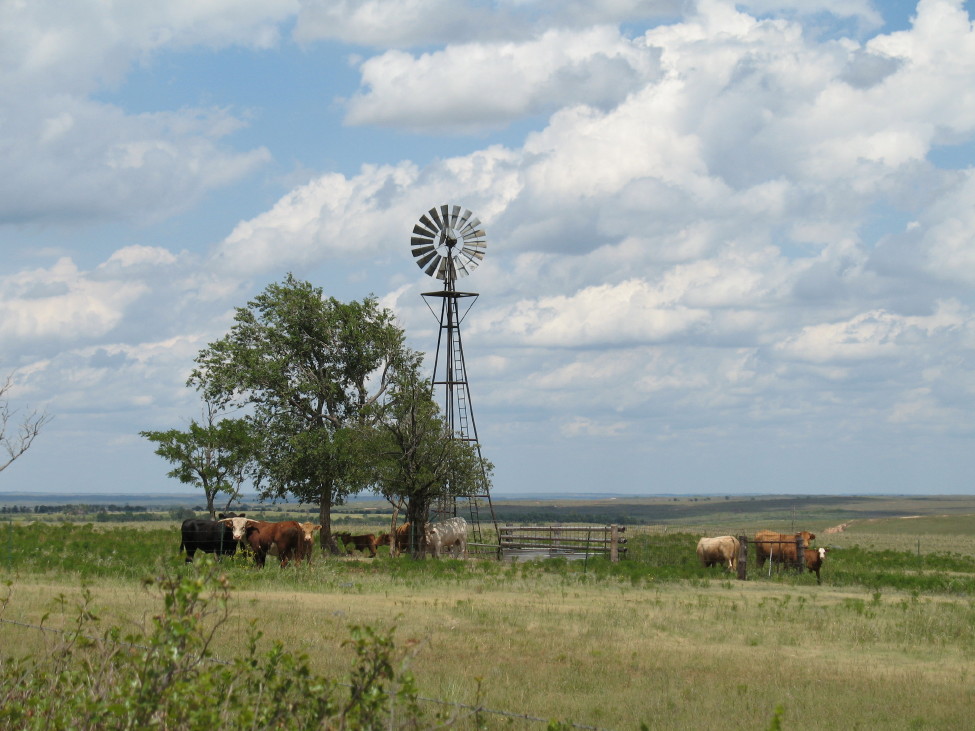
0 373 52 474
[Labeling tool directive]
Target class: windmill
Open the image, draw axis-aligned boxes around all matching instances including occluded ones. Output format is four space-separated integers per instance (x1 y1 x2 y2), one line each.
410 204 498 555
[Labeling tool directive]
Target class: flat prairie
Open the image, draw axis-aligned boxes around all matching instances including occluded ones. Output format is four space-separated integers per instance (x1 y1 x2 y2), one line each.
2 495 974 729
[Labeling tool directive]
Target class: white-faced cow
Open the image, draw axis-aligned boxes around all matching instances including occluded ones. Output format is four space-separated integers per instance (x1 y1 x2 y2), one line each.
803 546 829 584
424 517 468 559
218 517 302 568
696 535 740 572
296 522 322 563
179 512 243 562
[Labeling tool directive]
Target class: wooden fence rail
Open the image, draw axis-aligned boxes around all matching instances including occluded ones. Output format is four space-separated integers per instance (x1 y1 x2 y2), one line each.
498 525 627 562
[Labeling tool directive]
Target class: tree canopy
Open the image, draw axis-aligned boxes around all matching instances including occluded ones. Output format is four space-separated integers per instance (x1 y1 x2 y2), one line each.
140 403 254 518
188 275 412 551
364 360 493 557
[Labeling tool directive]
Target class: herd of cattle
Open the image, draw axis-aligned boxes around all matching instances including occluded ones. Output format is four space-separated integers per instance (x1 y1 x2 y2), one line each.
696 530 829 583
181 514 828 582
179 513 469 567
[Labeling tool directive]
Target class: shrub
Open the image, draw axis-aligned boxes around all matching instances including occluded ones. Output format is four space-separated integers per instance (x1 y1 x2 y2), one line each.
0 558 436 729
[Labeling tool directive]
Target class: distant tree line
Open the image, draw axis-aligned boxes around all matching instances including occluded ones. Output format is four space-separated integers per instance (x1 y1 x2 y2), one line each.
1 504 155 515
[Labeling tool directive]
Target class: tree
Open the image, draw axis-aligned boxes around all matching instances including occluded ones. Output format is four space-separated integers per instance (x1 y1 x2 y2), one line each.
188 275 411 552
140 403 255 518
364 360 493 558
1 373 52 475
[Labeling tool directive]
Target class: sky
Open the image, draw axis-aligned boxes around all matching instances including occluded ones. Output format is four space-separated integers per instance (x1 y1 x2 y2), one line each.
2 0 975 499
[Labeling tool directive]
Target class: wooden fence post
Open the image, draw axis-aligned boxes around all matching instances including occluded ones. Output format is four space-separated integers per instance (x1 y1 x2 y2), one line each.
795 534 806 572
737 535 748 580
610 525 619 563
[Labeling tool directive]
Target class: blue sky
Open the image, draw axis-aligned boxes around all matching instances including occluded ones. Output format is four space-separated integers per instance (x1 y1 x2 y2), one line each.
2 0 975 498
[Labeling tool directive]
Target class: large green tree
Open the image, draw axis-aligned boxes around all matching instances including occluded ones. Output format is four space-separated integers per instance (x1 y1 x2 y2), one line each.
365 360 493 558
141 404 255 518
188 275 410 552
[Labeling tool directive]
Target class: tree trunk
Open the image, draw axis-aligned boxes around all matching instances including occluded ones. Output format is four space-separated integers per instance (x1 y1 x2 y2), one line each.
404 498 430 560
318 484 343 555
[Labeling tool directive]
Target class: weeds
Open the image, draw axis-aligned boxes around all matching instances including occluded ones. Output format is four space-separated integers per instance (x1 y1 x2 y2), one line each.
0 556 466 730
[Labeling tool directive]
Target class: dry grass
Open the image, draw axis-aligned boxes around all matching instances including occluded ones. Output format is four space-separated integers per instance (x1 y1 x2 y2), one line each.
3 566 973 730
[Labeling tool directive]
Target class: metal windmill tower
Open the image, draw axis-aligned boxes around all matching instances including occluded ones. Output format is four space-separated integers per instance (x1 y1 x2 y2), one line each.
410 203 498 555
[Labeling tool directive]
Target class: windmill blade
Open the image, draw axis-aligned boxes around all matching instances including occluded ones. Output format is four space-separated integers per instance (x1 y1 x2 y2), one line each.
455 208 473 231
411 204 486 280
458 217 481 235
460 247 486 262
429 206 445 231
418 214 439 235
416 250 440 270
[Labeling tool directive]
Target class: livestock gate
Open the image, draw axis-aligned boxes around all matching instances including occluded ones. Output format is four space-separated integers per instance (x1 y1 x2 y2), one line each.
498 524 628 562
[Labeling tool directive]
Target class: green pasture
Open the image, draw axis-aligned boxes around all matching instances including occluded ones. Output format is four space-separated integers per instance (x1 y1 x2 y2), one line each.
3 501 975 729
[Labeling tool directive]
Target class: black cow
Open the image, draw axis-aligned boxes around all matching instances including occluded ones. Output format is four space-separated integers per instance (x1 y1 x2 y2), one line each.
179 512 244 562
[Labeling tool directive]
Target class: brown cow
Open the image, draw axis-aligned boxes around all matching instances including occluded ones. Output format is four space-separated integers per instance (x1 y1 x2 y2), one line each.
804 546 829 584
219 517 302 568
296 522 322 563
754 529 816 566
336 532 379 557
382 522 416 555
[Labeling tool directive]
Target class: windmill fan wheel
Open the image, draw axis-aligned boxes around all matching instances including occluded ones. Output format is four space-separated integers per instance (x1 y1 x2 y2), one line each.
411 204 486 280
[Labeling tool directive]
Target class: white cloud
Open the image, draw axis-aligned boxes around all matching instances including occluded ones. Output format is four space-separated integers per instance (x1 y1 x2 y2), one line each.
0 258 148 342
294 0 684 47
345 26 659 133
774 301 967 364
0 1 286 226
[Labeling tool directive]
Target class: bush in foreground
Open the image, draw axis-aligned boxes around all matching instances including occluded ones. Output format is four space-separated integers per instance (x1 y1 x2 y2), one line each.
0 558 446 730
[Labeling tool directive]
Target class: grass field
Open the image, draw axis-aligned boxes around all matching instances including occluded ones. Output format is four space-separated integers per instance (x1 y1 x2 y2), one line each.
2 496 975 729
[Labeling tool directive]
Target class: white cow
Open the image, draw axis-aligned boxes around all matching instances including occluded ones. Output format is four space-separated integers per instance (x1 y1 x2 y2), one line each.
696 535 740 572
424 517 468 559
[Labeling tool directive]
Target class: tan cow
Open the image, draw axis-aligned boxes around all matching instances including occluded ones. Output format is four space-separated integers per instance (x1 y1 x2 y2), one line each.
696 536 740 572
296 522 322 563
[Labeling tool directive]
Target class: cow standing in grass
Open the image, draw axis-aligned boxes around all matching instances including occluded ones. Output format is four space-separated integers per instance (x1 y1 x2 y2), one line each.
219 517 303 568
179 512 243 562
754 530 816 566
425 517 467 559
336 532 379 557
696 536 740 572
296 522 322 563
804 547 829 584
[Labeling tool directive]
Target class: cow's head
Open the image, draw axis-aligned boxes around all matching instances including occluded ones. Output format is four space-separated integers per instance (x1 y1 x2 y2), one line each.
218 516 253 541
798 531 816 547
817 547 828 559
297 522 322 543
